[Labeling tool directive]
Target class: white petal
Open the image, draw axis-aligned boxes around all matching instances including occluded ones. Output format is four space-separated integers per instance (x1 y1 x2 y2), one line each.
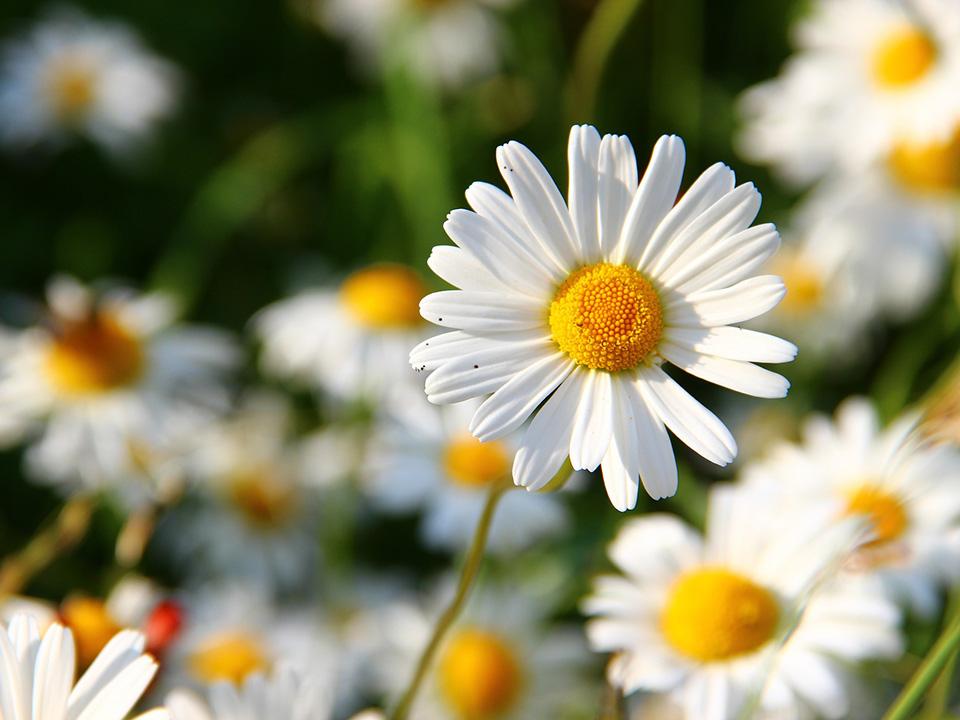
419 290 544 332
665 326 798 364
608 512 702 580
33 624 74 720
613 135 686 264
496 141 580 271
683 669 735 720
660 342 790 398
568 124 602 261
427 245 505 292
513 371 584 490
424 341 555 404
667 223 780 294
0 625 28 720
569 370 614 472
410 330 547 371
625 380 679 500
667 275 786 327
598 134 638 258
69 630 146 718
72 656 158 720
635 365 737 465
469 353 575 440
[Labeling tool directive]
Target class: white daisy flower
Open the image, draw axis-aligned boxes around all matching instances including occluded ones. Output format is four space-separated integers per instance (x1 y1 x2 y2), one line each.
0 276 237 508
371 580 593 719
0 613 168 720
166 667 332 720
743 397 960 617
156 392 320 592
582 486 899 720
0 6 178 154
316 0 517 89
739 0 960 185
253 264 428 416
411 124 795 510
364 398 569 553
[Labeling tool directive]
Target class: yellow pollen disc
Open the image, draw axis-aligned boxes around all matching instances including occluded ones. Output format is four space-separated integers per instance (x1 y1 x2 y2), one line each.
771 252 823 317
871 26 937 88
660 568 780 663
889 125 960 194
549 263 663 373
442 435 510 489
844 484 908 547
45 313 145 395
188 631 270 684
340 264 426 329
45 59 97 121
439 628 523 719
226 467 296 527
59 597 121 670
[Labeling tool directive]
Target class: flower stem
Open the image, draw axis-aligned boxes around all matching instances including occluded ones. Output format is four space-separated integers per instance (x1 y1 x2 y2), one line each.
884 599 960 720
0 495 95 595
390 481 509 720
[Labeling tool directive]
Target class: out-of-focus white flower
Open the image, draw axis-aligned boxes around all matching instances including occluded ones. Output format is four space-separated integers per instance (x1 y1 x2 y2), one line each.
253 264 428 418
744 398 960 617
370 579 593 719
156 391 321 592
0 276 237 508
0 613 168 720
364 398 569 553
583 486 898 719
316 0 517 89
739 0 960 185
0 7 179 154
413 125 795 510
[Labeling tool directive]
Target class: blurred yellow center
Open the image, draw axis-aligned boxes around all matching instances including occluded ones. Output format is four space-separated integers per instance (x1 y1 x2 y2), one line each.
45 314 145 395
60 597 121 669
549 263 663 373
45 59 97 120
661 568 780 662
442 435 510 488
439 628 523 719
226 467 296 527
889 125 960 194
872 26 937 88
773 253 823 316
189 631 270 684
340 265 426 329
844 485 908 546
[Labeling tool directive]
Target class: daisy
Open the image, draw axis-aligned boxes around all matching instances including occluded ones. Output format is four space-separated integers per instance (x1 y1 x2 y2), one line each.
315 0 517 89
0 276 236 507
582 486 900 720
156 392 320 592
364 398 569 553
253 264 428 417
0 6 178 154
738 0 960 185
411 124 795 509
0 613 168 720
370 579 593 719
743 397 960 617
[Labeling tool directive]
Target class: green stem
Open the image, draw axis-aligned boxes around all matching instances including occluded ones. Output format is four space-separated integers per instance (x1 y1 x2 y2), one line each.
920 589 960 719
884 602 960 720
390 482 509 720
567 0 646 122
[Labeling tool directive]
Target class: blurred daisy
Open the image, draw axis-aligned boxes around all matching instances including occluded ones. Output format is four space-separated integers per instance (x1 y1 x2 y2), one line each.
744 398 960 617
582 486 898 719
0 7 178 154
0 276 236 507
371 580 592 719
254 264 427 416
412 124 795 509
739 0 960 184
365 399 568 553
0 613 167 720
157 392 320 592
316 0 517 89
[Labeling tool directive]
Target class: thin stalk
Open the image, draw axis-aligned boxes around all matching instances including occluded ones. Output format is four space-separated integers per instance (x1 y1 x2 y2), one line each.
390 481 509 720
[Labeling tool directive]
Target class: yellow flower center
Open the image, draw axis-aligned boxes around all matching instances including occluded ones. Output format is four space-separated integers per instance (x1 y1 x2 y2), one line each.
340 264 426 329
188 631 270 684
226 467 297 527
45 313 145 395
660 568 780 663
439 628 523 719
889 125 960 194
549 263 663 373
772 252 823 317
844 484 908 547
59 597 121 670
871 26 937 88
45 58 97 121
442 435 511 488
